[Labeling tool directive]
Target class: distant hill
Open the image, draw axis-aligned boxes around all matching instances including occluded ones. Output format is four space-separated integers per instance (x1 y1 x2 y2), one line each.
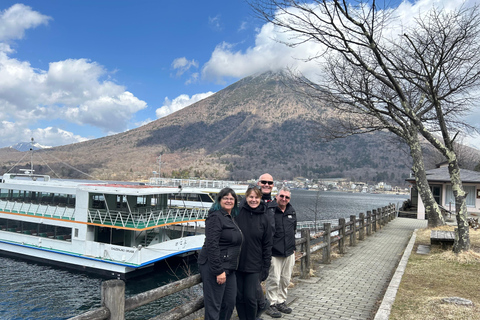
1 71 474 185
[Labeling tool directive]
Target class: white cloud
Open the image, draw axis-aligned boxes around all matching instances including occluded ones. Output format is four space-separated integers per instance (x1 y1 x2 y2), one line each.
238 21 248 31
0 4 148 148
29 127 89 146
0 121 87 147
201 20 332 84
172 57 199 77
201 0 479 83
0 4 51 41
0 53 147 146
209 14 222 31
156 92 215 118
463 132 480 150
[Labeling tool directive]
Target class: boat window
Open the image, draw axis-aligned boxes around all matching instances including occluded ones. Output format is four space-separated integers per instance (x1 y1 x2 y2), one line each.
91 194 106 209
199 193 214 202
137 196 147 207
0 189 75 207
0 217 72 240
0 189 7 200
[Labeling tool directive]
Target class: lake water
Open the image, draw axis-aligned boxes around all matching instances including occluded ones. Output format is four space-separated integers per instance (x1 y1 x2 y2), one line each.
0 190 408 320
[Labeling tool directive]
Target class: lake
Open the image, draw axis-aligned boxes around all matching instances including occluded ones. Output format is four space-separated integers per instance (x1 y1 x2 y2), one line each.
0 190 408 320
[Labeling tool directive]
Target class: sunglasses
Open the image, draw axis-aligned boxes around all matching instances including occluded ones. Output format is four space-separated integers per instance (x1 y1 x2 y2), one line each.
279 195 290 199
260 180 274 185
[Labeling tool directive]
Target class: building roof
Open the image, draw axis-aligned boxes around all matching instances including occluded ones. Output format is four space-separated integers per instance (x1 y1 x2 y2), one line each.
406 167 480 184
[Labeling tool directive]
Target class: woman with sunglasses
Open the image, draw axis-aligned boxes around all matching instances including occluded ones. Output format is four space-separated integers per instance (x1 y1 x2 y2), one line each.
198 188 243 320
234 186 273 320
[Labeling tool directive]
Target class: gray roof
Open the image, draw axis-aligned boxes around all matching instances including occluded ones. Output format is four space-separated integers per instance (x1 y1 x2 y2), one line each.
406 167 480 183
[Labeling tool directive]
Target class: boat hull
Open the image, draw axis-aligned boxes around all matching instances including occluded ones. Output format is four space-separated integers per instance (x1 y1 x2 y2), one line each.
0 233 205 279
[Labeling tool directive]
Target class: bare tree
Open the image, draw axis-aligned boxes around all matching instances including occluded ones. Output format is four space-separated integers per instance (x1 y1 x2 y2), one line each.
251 1 480 251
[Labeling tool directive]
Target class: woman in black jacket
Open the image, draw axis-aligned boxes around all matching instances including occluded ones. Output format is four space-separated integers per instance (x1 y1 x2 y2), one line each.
235 186 273 320
198 188 243 320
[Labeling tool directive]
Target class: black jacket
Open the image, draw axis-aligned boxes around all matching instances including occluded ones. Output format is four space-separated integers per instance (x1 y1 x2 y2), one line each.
198 208 243 276
235 200 273 273
271 202 297 257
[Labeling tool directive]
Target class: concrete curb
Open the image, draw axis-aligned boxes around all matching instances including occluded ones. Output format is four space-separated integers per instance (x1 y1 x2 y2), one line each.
373 228 419 320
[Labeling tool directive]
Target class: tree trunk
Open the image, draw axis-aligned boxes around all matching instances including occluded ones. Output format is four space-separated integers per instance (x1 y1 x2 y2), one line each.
447 159 470 252
407 131 445 227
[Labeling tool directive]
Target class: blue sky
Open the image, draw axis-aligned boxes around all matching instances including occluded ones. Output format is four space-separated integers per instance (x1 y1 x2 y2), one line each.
0 0 479 150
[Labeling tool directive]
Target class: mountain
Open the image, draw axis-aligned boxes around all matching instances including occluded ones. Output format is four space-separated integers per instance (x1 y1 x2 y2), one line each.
0 71 437 185
10 142 52 152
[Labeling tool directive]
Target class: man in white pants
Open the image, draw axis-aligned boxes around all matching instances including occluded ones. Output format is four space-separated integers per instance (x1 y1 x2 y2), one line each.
265 187 297 318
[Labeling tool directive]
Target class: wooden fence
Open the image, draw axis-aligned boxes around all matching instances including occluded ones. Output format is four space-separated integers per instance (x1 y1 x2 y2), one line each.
68 204 397 320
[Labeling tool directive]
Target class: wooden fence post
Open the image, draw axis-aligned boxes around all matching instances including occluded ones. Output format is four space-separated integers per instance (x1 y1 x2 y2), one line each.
102 279 125 320
366 211 372 236
322 223 331 264
301 228 311 279
359 212 365 240
379 207 384 228
377 208 382 230
349 215 357 246
339 218 345 254
372 209 377 233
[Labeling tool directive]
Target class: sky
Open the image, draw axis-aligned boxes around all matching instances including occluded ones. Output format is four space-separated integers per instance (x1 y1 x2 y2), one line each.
0 0 479 150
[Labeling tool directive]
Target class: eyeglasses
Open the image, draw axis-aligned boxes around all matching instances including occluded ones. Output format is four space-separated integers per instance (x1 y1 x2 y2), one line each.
279 195 290 199
260 180 274 185
222 197 235 202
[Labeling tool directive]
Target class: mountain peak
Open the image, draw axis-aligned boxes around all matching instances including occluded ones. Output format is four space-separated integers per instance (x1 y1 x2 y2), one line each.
10 142 52 152
0 70 423 183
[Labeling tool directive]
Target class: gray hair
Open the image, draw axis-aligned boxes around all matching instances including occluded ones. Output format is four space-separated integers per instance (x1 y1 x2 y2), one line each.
279 186 290 194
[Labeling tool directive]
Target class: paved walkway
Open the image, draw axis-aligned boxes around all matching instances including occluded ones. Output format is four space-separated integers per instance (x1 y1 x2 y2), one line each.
269 217 428 320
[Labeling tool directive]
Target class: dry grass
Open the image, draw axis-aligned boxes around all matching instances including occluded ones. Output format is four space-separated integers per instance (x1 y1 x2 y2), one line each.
389 226 480 320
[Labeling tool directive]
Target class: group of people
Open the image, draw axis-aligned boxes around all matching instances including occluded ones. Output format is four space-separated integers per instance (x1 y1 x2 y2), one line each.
198 173 297 320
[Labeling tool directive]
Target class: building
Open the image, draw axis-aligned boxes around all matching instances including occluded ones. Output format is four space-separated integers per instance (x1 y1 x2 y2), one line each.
406 162 480 219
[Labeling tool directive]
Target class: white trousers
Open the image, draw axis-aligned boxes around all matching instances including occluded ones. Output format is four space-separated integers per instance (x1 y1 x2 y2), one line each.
265 254 295 305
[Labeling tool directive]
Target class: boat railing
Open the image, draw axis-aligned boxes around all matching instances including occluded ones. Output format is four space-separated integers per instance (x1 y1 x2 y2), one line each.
87 206 209 229
149 177 247 189
297 219 340 232
0 199 76 220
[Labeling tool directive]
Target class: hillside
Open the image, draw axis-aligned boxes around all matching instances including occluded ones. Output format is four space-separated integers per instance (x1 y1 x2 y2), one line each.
0 71 425 185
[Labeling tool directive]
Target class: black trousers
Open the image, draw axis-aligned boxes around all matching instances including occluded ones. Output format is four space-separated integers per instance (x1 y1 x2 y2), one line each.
236 271 260 320
199 261 237 320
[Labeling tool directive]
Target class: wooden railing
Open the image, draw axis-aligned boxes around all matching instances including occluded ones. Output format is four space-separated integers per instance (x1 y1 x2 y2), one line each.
68 204 397 320
296 204 397 278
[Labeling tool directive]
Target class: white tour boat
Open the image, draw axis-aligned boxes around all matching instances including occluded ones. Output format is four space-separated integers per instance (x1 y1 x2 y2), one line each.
0 170 209 279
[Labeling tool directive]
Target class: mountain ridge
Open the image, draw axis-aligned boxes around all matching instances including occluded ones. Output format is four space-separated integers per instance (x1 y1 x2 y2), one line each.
0 71 450 184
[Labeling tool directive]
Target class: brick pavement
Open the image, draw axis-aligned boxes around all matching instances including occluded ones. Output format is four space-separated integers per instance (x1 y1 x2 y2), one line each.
267 217 428 320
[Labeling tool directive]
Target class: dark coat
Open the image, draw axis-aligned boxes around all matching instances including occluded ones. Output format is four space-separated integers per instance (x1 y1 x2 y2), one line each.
235 200 273 273
271 202 297 257
198 208 243 276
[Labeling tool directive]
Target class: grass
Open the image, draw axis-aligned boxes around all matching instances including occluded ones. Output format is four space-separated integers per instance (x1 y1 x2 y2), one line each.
389 225 480 320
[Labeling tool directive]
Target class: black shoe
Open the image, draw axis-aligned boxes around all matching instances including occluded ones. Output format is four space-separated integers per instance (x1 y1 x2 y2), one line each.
265 305 282 318
276 302 292 314
257 299 270 318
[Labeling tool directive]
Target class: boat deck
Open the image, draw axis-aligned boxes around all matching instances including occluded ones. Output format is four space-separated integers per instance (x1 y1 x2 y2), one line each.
0 201 75 220
87 207 209 229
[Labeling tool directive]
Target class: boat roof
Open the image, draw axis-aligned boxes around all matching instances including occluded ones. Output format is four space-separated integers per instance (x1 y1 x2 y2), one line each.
0 173 203 196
